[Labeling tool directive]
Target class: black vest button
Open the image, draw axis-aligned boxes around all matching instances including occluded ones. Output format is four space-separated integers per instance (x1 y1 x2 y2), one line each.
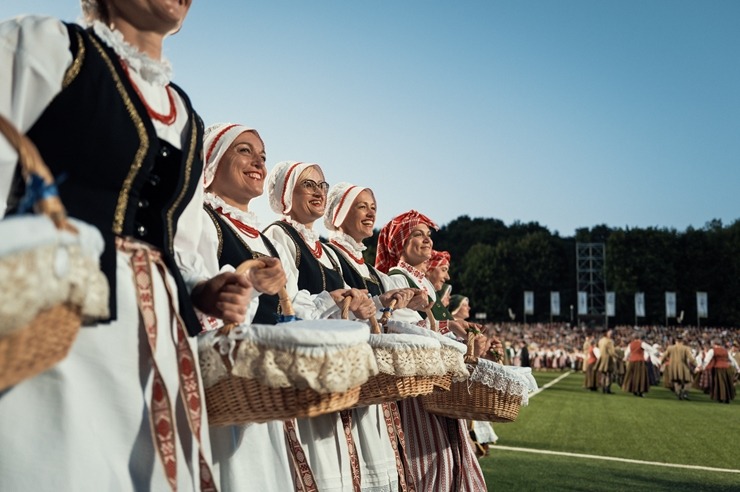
159 145 170 158
138 199 149 209
148 174 161 186
136 224 148 237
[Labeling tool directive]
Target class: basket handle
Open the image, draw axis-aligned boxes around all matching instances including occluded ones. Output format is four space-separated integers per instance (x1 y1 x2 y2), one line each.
0 113 75 233
379 298 397 326
219 258 292 334
339 295 381 333
425 308 437 332
464 330 479 364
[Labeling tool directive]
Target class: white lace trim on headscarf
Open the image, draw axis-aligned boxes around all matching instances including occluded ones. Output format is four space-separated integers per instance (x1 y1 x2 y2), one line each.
92 20 172 85
204 192 261 230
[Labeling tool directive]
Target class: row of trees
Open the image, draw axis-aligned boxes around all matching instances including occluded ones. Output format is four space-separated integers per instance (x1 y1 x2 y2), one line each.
364 217 740 327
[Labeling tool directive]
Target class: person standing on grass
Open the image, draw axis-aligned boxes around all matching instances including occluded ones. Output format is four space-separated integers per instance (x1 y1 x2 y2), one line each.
660 335 694 400
583 338 599 391
596 329 616 393
701 339 739 404
622 334 652 397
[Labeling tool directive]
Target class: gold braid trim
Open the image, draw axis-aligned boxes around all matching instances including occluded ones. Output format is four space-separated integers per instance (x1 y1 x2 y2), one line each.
62 31 85 88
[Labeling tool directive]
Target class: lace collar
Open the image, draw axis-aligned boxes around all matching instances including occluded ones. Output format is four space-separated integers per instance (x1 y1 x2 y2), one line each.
282 217 321 245
92 20 173 86
327 231 367 254
205 192 261 229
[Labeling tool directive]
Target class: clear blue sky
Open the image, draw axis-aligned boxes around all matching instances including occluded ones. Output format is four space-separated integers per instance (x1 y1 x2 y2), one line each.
3 1 739 237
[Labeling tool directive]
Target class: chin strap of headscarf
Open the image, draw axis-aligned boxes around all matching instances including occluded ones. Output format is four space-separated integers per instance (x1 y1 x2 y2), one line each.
375 209 437 274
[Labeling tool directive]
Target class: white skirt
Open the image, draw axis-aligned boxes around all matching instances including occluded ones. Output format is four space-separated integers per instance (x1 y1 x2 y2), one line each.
210 421 295 492
0 247 214 491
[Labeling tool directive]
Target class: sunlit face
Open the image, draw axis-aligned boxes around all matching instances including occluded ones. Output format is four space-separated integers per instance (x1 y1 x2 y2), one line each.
456 298 470 320
289 166 327 226
209 131 266 209
426 263 450 291
401 224 433 267
107 0 192 36
339 189 376 242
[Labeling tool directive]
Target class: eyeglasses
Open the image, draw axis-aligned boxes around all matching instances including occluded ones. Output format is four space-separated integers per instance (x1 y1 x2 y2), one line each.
299 179 330 194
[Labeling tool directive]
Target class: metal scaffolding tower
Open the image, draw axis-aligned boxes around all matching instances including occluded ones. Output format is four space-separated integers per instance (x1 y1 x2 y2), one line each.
576 242 607 322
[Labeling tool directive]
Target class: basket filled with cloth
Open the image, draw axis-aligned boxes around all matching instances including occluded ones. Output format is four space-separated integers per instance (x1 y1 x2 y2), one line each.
350 307 447 407
419 330 538 422
384 319 469 392
0 114 109 391
198 260 379 426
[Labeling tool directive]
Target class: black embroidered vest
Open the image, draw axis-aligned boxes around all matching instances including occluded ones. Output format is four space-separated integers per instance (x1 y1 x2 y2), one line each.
325 242 383 297
22 24 204 334
203 204 281 324
264 222 344 295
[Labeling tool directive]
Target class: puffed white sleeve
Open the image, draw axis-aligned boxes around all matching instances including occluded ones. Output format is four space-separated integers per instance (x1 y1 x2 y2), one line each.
0 16 72 216
174 174 212 291
702 349 715 369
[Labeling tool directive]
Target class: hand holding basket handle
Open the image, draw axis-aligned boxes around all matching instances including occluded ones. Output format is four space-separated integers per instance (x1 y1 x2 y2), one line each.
340 296 383 334
219 259 293 334
0 113 75 233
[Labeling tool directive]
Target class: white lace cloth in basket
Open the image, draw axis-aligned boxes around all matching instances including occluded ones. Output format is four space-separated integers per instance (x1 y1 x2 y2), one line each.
198 319 378 393
468 359 539 406
369 333 447 377
0 216 109 336
385 319 469 381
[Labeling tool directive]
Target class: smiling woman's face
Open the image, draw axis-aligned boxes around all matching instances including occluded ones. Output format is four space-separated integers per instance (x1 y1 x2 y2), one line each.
289 165 328 225
340 189 376 242
401 224 433 268
208 131 266 209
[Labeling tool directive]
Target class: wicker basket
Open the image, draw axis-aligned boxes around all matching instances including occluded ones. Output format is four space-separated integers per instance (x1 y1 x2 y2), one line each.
420 332 527 422
0 114 83 391
201 262 370 425
347 301 440 407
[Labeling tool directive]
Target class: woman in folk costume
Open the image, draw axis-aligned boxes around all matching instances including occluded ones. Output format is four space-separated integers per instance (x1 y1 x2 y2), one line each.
621 333 652 397
0 2 253 490
659 335 694 400
583 338 599 391
375 210 488 492
595 329 616 393
702 340 739 404
323 182 437 491
263 161 384 492
448 294 500 459
196 123 323 491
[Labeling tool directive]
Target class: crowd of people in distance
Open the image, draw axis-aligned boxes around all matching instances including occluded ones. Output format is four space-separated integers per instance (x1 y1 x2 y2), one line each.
481 322 739 403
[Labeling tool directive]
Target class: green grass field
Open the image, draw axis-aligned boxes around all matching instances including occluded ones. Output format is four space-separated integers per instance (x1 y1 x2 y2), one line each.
479 371 740 491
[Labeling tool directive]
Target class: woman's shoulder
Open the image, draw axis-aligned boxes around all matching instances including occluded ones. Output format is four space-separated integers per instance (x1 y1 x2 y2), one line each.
1 15 70 43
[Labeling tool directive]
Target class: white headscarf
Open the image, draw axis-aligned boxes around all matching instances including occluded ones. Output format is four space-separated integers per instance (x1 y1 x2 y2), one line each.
323 182 369 232
202 123 260 188
266 160 317 215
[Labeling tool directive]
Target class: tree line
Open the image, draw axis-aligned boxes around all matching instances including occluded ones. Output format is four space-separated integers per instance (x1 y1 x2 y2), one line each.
363 217 740 327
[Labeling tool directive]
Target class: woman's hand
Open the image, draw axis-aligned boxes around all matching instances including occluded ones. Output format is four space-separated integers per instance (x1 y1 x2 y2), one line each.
379 288 417 310
331 288 376 320
246 257 286 295
191 272 253 324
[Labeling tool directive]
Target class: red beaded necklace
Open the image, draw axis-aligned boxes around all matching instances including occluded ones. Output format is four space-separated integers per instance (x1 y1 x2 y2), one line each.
306 239 323 259
119 58 177 126
216 207 260 238
330 239 365 264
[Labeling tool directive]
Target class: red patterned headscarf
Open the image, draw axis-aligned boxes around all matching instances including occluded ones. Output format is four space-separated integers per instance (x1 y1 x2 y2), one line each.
375 210 438 273
427 250 451 270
